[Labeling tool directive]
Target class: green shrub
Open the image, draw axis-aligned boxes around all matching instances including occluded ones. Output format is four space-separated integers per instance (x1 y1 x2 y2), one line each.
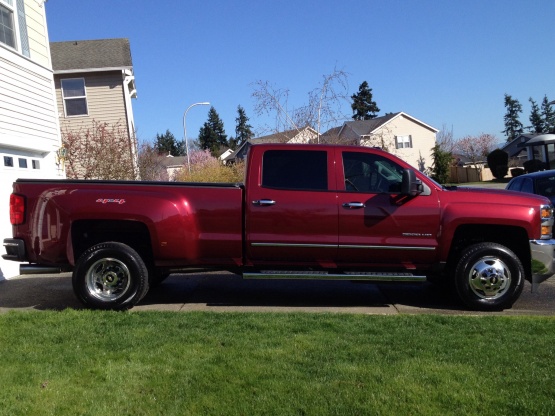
493 164 509 179
523 159 546 173
174 153 245 183
510 167 525 177
487 149 509 179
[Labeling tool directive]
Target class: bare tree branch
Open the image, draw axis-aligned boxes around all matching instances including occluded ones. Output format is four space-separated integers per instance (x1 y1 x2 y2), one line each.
251 67 351 140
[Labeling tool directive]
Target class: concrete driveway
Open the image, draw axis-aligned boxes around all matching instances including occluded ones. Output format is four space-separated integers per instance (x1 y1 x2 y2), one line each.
1 271 554 315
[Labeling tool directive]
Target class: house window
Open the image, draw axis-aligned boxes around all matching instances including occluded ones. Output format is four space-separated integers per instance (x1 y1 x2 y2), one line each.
0 1 16 49
18 157 27 168
4 156 13 167
61 78 88 117
32 159 40 169
395 135 412 149
0 0 29 56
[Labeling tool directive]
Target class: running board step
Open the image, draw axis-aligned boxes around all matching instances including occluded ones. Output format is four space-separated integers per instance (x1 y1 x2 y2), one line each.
243 270 426 282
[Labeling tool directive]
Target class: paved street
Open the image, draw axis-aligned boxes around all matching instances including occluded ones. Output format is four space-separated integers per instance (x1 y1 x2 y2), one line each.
1 271 554 315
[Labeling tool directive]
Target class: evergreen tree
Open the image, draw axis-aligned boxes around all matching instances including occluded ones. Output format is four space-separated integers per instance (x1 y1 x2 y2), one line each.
502 94 523 142
198 107 228 154
430 144 452 184
541 95 555 133
154 129 184 156
351 81 380 120
529 98 544 133
230 105 253 150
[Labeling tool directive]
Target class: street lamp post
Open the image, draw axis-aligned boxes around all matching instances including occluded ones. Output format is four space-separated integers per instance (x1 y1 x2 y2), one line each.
183 101 210 174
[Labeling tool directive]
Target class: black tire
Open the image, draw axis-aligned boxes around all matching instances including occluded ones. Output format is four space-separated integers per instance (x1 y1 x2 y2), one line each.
454 242 524 311
72 242 149 310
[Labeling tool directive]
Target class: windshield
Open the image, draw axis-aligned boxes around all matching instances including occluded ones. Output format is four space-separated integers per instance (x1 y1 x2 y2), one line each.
419 172 445 189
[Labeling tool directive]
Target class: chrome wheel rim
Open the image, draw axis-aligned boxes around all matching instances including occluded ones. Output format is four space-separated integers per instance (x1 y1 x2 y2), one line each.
85 258 131 301
468 256 510 299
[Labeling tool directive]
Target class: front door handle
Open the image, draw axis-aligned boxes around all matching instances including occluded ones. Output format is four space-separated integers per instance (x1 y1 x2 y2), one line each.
252 199 276 206
342 202 365 209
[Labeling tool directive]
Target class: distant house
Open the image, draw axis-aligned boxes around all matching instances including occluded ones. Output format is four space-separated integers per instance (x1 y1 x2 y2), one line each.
224 126 318 164
160 154 187 180
219 148 233 162
0 0 63 279
50 38 138 177
322 112 438 171
501 133 554 167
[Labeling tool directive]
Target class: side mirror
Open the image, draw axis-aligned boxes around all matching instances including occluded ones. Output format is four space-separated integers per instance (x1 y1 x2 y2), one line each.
401 169 423 196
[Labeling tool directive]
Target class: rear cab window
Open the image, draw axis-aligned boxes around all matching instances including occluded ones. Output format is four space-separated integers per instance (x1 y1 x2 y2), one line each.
262 150 328 191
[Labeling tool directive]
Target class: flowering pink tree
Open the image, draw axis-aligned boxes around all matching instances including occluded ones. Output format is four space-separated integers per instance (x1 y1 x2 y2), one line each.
62 120 136 180
456 133 498 174
188 149 219 170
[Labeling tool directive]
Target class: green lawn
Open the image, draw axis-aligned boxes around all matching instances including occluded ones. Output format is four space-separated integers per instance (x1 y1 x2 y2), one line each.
0 311 554 415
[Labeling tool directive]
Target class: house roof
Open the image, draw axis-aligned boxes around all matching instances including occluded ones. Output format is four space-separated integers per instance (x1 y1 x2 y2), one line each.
50 38 133 73
160 155 187 168
502 133 543 157
343 113 401 136
319 126 342 140
253 127 315 143
517 133 555 147
341 112 438 136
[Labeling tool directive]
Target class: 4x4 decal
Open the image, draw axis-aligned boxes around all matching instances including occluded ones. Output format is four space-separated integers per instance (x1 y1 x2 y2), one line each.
96 198 126 205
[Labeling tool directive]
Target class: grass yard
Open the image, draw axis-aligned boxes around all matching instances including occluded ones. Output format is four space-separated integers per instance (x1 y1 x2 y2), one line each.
0 311 554 415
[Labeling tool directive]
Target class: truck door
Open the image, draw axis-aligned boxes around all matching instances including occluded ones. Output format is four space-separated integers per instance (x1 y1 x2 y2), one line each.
245 148 338 267
337 150 440 269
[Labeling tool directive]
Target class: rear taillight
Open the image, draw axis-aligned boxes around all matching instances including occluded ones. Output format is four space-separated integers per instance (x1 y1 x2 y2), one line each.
9 194 25 225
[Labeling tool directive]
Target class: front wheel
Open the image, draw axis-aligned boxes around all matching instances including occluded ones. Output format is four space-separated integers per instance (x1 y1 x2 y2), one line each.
72 242 149 310
454 242 524 311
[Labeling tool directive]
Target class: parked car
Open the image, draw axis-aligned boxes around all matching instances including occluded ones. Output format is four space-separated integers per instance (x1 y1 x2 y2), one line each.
506 170 555 204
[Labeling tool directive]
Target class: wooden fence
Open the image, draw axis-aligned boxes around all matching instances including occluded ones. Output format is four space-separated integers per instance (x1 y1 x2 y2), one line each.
449 166 494 183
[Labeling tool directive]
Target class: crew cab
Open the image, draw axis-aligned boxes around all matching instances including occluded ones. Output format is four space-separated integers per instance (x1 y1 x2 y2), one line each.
4 144 555 311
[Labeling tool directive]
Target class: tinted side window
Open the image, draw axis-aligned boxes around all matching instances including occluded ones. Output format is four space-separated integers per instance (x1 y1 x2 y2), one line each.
507 178 522 191
262 150 328 191
343 151 404 193
535 176 555 197
521 178 534 194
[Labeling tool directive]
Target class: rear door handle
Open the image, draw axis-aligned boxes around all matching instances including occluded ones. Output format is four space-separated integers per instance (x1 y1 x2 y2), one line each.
342 202 365 209
252 199 276 206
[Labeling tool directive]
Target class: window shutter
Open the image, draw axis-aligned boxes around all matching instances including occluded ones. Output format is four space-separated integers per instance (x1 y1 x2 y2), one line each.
16 0 29 57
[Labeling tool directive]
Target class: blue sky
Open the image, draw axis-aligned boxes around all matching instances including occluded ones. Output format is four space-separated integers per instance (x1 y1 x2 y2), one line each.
45 0 555 145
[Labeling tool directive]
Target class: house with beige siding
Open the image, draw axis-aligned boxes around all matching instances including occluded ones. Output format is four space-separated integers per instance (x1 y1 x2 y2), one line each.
323 112 438 171
0 0 63 279
50 38 138 177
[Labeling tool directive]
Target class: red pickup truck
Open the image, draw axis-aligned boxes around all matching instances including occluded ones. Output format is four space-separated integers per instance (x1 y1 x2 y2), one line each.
4 144 555 311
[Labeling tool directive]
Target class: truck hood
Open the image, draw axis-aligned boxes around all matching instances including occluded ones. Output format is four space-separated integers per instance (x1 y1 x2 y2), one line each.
441 185 552 206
